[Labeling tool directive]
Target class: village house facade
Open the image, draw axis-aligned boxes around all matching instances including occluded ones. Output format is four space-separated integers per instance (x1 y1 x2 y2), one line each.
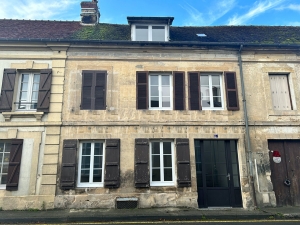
0 0 299 210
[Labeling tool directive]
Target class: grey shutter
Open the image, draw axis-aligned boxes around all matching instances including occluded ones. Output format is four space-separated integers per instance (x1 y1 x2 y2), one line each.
0 69 16 112
104 139 120 188
173 71 185 110
37 69 52 112
94 71 107 110
60 140 77 190
6 139 23 191
136 71 148 109
188 72 201 110
81 71 93 110
135 139 149 188
224 72 239 111
176 138 191 187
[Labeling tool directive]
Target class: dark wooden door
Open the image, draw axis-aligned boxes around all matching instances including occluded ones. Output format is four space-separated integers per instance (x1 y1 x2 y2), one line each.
195 140 242 208
268 140 300 206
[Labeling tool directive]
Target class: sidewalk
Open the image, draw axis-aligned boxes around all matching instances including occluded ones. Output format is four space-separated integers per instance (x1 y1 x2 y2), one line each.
0 206 299 224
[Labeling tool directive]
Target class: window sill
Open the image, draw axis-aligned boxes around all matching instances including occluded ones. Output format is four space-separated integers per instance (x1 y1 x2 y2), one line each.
2 112 44 122
150 182 175 187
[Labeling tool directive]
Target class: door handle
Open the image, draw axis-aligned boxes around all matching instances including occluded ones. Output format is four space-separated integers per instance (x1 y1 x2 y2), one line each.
227 173 231 181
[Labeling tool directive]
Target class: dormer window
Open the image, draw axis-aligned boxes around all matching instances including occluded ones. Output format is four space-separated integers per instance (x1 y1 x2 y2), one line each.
128 17 174 42
135 25 166 41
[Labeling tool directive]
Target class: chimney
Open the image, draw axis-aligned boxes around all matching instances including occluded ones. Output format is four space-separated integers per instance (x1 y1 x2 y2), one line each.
80 0 100 25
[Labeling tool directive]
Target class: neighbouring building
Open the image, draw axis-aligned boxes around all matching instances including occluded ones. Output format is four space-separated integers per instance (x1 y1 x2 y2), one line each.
0 0 300 210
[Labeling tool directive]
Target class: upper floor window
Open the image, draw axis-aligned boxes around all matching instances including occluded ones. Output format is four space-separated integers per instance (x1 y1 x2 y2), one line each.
0 142 11 187
17 73 40 110
135 25 166 41
149 74 172 110
200 74 224 110
269 74 292 110
0 69 52 113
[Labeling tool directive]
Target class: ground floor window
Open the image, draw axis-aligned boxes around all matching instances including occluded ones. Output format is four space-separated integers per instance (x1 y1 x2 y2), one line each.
77 141 105 187
0 142 11 187
150 141 175 186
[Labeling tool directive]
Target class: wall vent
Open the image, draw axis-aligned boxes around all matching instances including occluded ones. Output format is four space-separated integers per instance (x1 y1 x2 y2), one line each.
116 197 138 209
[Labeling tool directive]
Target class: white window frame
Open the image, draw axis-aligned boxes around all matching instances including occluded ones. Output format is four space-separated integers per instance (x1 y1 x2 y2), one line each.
16 73 40 111
132 24 168 41
0 142 10 189
149 73 173 110
200 73 224 110
77 141 105 188
150 141 175 186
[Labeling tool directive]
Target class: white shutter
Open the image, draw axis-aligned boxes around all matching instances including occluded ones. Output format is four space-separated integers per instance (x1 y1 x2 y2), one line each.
269 75 292 110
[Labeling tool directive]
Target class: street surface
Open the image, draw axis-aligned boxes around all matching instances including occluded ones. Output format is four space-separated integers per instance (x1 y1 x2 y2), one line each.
15 219 300 225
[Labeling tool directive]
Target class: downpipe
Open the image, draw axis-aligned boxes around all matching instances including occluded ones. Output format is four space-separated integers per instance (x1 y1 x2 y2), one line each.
238 45 257 207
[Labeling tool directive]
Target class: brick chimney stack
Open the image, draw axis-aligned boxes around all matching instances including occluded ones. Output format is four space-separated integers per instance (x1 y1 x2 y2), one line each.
80 0 100 25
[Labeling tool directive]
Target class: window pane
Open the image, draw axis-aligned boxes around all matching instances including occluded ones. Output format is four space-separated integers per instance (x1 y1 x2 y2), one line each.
82 143 91 155
81 156 90 169
2 164 8 173
150 75 158 85
214 175 228 187
31 92 38 101
201 86 210 97
152 142 160 154
20 91 27 101
163 142 171 154
20 83 28 92
5 143 11 152
33 74 40 83
162 97 170 107
152 26 165 41
161 76 170 85
202 97 211 107
200 75 209 85
4 153 9 162
152 168 160 181
1 175 7 185
94 143 103 155
163 155 172 167
162 86 170 97
94 156 102 168
80 170 89 182
21 74 29 83
136 26 148 41
33 83 39 92
93 169 102 182
150 86 159 96
152 155 160 167
212 86 221 97
0 143 4 152
150 97 159 107
164 168 172 181
0 154 2 162
211 76 220 85
233 175 240 187
213 97 222 107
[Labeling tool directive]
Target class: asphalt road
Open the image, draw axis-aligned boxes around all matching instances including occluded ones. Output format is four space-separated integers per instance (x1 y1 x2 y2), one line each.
16 220 300 225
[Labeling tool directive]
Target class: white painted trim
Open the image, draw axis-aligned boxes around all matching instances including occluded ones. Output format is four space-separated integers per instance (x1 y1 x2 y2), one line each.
77 141 105 188
150 141 175 186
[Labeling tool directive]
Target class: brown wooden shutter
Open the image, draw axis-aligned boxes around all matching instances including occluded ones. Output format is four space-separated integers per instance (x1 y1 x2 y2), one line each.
173 71 185 110
81 71 93 110
135 139 149 188
188 72 201 110
37 69 52 112
0 69 16 113
136 71 148 109
6 139 23 191
224 72 239 111
60 139 77 190
94 71 107 110
104 139 120 188
176 138 191 187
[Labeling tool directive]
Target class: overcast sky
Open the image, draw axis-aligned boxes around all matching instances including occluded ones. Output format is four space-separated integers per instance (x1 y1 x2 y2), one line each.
1 0 300 26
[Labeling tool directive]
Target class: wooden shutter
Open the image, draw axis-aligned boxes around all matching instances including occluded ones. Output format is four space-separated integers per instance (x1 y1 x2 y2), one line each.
188 72 201 110
176 139 191 187
94 71 107 110
104 139 120 188
269 75 292 110
173 71 185 110
6 139 23 191
60 139 77 190
37 69 52 112
224 72 239 111
135 139 149 188
81 71 93 110
136 71 148 109
0 69 16 112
